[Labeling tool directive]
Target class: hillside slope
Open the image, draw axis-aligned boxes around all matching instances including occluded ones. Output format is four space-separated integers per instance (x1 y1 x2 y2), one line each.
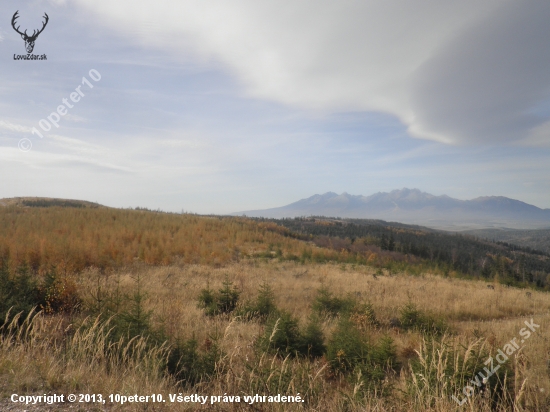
0 197 103 209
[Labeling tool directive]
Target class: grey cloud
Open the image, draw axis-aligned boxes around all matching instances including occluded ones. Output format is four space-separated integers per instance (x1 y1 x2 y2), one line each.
71 0 550 145
410 2 550 144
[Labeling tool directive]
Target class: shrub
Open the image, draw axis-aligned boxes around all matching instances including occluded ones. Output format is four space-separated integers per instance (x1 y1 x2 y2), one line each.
258 312 302 356
349 302 379 329
166 337 221 386
1 263 81 326
326 318 370 375
258 312 325 358
312 285 356 318
0 263 39 326
218 276 240 313
117 274 153 339
299 316 326 358
39 267 81 314
239 282 278 321
197 285 217 315
198 276 240 316
252 282 277 318
326 318 396 390
399 302 448 336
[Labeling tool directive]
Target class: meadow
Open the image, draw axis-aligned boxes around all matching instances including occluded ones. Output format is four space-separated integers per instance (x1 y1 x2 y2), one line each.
1 203 549 411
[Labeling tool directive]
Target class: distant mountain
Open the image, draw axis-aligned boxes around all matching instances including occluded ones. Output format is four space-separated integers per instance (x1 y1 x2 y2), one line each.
234 189 550 229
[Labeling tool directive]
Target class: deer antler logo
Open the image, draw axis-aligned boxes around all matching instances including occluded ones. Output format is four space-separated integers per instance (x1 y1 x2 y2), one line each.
11 11 49 54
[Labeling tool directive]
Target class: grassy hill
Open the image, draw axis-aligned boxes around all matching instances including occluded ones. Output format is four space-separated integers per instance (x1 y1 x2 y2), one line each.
1 202 549 411
0 196 103 209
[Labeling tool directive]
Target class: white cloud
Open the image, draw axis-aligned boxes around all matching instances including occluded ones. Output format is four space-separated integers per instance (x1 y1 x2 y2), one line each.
64 114 87 123
0 120 32 133
67 0 550 146
518 121 550 147
47 133 105 153
155 139 209 149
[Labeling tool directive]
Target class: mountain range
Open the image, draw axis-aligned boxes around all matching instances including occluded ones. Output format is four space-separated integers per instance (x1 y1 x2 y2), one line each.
235 189 550 230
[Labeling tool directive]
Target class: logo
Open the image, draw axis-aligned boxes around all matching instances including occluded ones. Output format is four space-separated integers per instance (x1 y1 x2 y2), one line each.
11 10 49 54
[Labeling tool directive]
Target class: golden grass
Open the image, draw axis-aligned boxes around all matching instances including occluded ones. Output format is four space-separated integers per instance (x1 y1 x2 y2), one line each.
37 261 546 411
0 312 174 411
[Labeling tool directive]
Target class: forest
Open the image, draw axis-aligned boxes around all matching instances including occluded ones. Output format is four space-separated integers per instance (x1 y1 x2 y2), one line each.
260 217 550 288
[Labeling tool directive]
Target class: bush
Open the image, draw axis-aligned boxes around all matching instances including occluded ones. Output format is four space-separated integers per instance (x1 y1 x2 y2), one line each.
258 312 302 356
299 316 326 358
116 274 153 339
258 312 325 358
39 267 81 314
326 318 370 375
218 276 240 313
326 318 396 390
312 285 356 318
198 276 240 316
349 302 380 329
238 282 278 321
399 302 448 336
197 287 216 313
166 337 221 386
0 263 81 326
0 263 40 326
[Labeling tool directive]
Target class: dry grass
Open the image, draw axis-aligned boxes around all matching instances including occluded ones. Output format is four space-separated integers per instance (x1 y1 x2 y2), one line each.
0 312 174 411
34 260 545 411
99 261 549 331
1 205 549 410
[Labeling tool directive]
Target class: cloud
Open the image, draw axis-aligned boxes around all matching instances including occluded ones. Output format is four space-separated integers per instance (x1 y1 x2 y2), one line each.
0 120 32 134
68 0 550 146
155 139 209 149
64 114 87 123
47 134 106 154
0 144 133 174
409 3 550 145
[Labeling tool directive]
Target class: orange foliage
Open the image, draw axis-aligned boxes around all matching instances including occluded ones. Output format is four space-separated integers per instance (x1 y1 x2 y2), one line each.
0 206 311 274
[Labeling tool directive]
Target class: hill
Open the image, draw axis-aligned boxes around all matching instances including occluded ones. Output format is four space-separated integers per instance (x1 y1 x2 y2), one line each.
235 188 550 229
0 197 103 209
0 204 312 272
258 216 550 288
463 227 550 254
1 201 550 410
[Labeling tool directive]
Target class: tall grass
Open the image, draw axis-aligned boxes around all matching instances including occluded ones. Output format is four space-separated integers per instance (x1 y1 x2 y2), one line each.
0 312 173 407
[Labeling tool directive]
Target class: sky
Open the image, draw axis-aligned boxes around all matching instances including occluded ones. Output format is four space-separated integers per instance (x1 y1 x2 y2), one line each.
1 0 550 214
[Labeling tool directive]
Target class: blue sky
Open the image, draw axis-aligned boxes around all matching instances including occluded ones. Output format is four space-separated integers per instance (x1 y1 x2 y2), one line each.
1 0 550 213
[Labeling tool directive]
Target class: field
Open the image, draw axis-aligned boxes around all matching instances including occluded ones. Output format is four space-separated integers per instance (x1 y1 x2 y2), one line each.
1 203 549 411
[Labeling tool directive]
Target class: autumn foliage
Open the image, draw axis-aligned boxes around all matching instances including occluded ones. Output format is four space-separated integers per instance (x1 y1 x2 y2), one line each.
0 206 319 274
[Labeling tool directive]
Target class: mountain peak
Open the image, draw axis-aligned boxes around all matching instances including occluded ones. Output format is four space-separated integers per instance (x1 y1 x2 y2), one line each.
234 189 550 229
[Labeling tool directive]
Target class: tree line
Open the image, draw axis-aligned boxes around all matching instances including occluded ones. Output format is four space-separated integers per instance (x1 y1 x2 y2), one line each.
259 217 550 289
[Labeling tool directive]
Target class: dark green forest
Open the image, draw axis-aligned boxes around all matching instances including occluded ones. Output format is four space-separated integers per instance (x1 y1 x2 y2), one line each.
260 217 550 289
